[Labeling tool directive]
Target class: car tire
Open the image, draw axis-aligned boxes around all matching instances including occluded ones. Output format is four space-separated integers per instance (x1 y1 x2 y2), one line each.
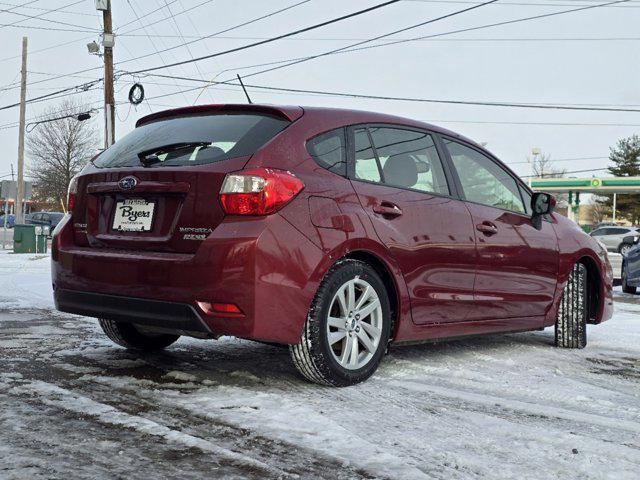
289 259 392 387
619 243 632 256
555 263 587 349
622 268 637 294
98 319 180 351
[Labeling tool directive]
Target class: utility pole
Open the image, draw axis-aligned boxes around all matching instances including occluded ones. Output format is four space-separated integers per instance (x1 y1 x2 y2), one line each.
102 0 115 148
529 147 540 188
15 37 27 224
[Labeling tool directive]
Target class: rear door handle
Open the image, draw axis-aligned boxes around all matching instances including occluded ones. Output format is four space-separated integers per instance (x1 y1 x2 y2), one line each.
476 221 498 235
373 203 403 217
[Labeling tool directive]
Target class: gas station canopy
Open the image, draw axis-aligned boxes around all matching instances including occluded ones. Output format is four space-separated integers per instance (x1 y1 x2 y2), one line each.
531 177 640 194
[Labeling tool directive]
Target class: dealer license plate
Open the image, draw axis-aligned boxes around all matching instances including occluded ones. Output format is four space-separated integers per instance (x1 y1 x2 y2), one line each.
112 199 155 232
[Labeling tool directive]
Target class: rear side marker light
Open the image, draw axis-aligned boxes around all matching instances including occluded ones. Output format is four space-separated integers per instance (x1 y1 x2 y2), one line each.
197 301 243 316
67 175 79 212
219 168 304 215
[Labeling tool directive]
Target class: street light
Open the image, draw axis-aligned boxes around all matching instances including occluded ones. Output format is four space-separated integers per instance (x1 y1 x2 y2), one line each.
25 110 96 133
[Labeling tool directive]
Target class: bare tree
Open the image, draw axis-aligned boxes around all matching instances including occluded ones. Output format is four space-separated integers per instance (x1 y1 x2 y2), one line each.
27 99 98 210
532 153 566 178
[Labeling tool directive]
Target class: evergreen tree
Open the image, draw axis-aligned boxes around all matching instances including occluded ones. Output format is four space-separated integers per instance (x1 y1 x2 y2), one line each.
598 135 640 224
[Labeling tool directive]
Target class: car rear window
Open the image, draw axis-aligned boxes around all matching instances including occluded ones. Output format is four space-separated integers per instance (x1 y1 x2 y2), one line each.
93 113 289 168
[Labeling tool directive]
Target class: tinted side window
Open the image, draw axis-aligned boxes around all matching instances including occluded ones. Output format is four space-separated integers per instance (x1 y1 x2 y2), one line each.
306 128 347 176
445 139 525 213
368 127 449 195
354 128 381 182
610 228 630 235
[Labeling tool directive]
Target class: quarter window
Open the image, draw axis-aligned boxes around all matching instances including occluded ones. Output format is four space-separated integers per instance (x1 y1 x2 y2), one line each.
445 139 525 213
306 128 347 176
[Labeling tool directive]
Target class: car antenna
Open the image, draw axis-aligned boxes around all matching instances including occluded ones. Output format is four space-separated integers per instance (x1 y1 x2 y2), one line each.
237 74 253 104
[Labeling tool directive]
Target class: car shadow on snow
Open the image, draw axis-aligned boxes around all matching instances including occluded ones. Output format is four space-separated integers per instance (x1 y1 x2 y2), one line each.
60 329 556 388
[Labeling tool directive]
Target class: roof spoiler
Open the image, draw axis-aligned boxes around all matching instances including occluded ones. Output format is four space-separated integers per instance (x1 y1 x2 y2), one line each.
136 104 304 127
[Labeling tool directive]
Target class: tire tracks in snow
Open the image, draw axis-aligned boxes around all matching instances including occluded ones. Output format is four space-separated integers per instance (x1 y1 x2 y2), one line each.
391 379 640 438
3 379 292 479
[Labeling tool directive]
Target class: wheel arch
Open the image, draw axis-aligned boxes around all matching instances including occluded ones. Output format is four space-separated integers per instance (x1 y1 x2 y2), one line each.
342 250 400 340
577 255 602 324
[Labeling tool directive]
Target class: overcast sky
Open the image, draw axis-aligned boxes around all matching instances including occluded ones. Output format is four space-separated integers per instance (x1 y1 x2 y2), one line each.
0 0 639 183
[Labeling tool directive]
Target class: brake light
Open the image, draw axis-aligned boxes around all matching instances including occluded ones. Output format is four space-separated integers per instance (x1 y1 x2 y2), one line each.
67 176 78 212
219 168 304 215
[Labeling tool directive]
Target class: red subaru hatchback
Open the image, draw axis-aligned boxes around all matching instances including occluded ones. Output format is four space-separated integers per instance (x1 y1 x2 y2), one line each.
52 104 613 386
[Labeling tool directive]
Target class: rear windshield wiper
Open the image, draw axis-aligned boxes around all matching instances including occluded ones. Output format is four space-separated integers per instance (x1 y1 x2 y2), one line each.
137 142 211 167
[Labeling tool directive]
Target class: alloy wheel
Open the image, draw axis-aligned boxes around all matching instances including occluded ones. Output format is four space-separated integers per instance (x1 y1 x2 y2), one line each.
326 277 383 370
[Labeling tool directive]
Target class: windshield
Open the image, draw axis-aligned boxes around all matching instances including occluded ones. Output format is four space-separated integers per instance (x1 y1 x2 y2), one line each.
93 113 289 168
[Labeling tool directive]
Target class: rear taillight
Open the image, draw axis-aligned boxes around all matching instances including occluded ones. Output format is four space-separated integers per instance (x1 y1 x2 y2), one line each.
67 176 78 212
219 168 304 215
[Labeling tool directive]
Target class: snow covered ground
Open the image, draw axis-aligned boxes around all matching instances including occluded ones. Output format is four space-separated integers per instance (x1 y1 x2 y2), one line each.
1 251 639 479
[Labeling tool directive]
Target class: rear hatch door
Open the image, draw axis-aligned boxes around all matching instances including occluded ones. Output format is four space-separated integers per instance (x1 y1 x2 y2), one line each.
72 110 293 253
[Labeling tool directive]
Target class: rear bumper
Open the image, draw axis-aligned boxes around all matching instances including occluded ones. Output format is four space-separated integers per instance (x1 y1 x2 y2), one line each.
52 213 324 344
55 289 211 335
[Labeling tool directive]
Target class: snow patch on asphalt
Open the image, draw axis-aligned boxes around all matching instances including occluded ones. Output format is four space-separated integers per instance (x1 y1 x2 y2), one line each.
3 378 290 478
0 251 53 310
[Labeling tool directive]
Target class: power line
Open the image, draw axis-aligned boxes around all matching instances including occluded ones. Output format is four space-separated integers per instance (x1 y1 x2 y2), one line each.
318 0 633 59
0 79 102 112
520 167 609 178
0 0 635 113
0 1 95 17
0 23 96 33
510 156 609 165
0 0 41 15
0 0 95 31
116 0 209 33
117 0 312 65
116 33 640 42
126 0 402 74
229 0 631 82
405 0 640 6
130 73 640 113
159 0 211 102
114 0 181 31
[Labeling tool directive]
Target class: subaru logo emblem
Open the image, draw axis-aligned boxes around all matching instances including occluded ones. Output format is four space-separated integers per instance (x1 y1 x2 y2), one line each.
118 176 137 190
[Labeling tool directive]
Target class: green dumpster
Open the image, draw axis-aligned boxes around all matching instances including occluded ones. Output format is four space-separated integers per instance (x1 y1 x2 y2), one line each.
13 224 48 254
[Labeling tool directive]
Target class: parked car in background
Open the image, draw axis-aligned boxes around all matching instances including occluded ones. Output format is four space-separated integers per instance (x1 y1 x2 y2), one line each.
621 241 640 293
590 226 640 255
607 252 622 285
51 104 614 386
27 212 65 234
0 214 15 228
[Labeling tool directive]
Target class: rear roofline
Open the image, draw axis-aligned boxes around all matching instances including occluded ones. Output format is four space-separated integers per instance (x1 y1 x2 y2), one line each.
136 104 305 127
136 103 479 147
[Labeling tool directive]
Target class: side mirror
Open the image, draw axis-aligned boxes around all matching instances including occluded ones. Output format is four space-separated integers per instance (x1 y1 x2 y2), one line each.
531 192 556 230
621 235 639 245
